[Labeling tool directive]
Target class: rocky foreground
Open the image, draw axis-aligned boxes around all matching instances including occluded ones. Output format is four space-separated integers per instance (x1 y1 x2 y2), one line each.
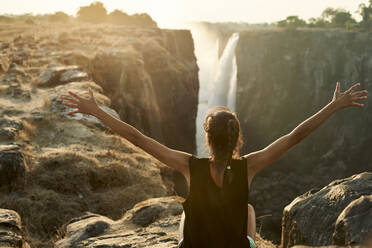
282 172 372 248
0 196 278 248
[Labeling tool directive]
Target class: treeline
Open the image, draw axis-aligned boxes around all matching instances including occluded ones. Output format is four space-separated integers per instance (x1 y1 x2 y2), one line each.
0 1 157 28
278 0 372 30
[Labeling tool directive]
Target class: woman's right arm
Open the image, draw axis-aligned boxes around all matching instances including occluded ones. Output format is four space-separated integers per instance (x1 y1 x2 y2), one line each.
61 88 191 180
244 82 368 184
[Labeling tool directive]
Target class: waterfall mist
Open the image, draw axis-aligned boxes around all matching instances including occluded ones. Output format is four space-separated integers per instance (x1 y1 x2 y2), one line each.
189 25 239 156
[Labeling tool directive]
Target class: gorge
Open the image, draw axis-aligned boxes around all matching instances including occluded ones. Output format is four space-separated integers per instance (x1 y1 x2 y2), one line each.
1 21 372 247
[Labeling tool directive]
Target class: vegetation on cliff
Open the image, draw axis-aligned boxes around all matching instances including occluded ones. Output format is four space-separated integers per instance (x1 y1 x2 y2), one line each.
278 0 372 30
0 1 157 27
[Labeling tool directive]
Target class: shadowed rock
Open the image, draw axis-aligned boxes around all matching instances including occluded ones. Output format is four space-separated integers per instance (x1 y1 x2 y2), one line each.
333 195 372 246
0 208 29 248
282 172 372 247
0 144 27 191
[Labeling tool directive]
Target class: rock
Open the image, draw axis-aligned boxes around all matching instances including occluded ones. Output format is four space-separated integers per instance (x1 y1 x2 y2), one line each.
56 197 183 248
39 65 88 87
5 83 31 100
281 172 372 247
60 70 88 83
0 144 27 191
292 246 364 248
0 42 10 50
0 54 10 72
48 81 119 129
8 63 26 75
56 213 113 248
235 30 372 242
0 127 18 140
123 197 183 227
0 209 27 248
333 195 372 246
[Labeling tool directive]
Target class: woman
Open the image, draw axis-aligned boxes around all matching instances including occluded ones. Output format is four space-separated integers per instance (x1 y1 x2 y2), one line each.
62 82 367 248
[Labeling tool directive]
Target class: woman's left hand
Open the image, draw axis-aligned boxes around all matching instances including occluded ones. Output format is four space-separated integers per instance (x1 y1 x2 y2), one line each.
332 82 368 110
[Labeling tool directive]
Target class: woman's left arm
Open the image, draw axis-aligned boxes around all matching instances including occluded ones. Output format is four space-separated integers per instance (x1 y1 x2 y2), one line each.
245 82 368 181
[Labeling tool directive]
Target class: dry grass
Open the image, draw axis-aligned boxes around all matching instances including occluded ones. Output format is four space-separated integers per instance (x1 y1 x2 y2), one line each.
15 130 30 141
14 120 36 141
0 85 9 93
42 96 52 108
22 120 36 134
256 233 278 248
0 147 171 248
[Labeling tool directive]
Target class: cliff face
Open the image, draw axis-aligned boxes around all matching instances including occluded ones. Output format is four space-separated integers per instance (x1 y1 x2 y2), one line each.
55 25 199 197
236 29 372 241
58 26 199 155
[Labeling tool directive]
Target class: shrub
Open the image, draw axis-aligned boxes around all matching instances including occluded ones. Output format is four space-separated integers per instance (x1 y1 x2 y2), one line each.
77 1 107 23
48 12 70 23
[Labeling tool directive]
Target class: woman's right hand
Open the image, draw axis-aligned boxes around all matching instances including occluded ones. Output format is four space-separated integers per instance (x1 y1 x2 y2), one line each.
61 87 99 116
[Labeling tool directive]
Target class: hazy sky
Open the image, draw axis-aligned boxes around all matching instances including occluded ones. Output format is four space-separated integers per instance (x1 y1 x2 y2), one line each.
0 0 368 28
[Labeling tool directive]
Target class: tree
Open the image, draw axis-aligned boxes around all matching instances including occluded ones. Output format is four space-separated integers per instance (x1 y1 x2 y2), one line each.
321 8 356 28
77 1 107 23
359 0 372 29
308 17 329 28
108 9 130 25
321 7 338 22
277 16 307 29
130 13 157 27
48 11 70 23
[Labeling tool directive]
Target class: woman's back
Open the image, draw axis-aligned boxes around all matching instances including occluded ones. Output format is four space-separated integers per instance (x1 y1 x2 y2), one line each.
180 155 249 248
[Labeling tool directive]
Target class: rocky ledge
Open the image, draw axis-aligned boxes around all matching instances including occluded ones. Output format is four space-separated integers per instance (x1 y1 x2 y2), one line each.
282 172 372 247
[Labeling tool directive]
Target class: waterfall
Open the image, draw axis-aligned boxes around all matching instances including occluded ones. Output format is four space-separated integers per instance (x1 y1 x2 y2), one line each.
208 33 239 112
190 28 239 157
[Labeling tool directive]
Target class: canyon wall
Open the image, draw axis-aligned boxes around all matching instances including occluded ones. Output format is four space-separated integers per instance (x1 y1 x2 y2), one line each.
235 29 372 242
59 26 199 155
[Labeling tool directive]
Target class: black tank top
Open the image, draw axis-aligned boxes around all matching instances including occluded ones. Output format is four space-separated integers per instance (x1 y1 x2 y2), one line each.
181 155 250 248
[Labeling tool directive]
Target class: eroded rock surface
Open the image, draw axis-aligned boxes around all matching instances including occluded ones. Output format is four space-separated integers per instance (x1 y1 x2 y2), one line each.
282 172 372 247
56 197 183 248
0 144 27 191
0 208 29 248
333 195 372 246
39 65 88 87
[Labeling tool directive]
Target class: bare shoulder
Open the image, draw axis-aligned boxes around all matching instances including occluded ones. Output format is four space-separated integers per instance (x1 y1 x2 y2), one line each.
242 153 257 172
242 153 258 187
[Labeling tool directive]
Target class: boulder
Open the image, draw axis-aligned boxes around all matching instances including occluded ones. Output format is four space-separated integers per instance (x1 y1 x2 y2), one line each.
281 172 372 247
0 208 29 248
56 196 183 248
39 65 88 87
0 144 27 191
333 195 372 246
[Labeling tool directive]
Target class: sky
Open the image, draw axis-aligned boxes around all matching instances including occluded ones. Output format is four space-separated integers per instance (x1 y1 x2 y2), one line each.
0 0 368 28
